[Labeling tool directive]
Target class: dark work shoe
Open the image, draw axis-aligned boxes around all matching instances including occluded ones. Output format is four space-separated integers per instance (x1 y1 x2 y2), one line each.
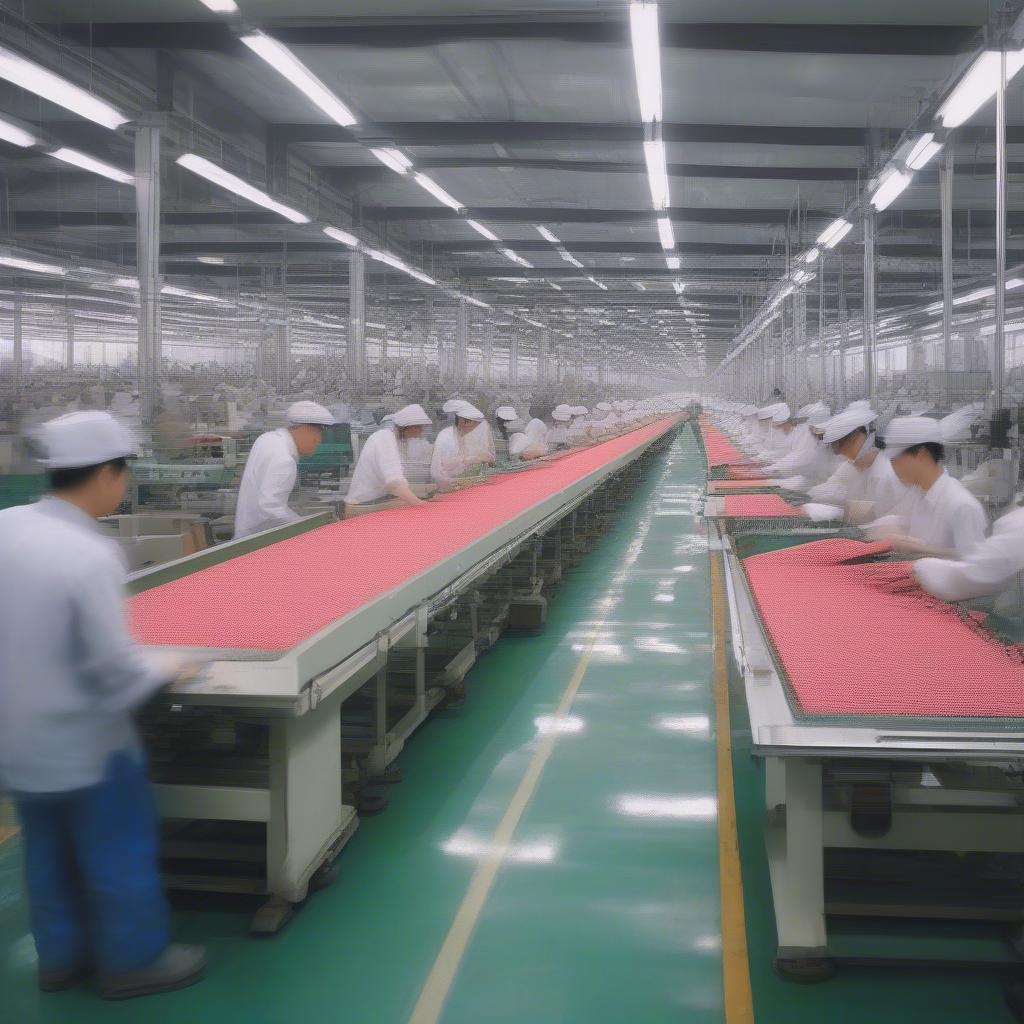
99 944 207 1000
38 964 88 992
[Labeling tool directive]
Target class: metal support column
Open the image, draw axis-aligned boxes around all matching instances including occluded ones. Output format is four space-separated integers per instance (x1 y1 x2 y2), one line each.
10 286 21 418
348 250 366 388
995 48 1008 411
940 146 955 404
509 332 519 389
454 296 469 385
818 253 826 395
135 122 161 426
863 205 877 402
538 327 550 386
65 301 74 372
482 318 494 384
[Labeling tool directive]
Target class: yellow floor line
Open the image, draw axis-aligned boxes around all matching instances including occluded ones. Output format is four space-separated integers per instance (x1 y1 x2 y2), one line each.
408 608 609 1024
0 825 19 847
710 551 755 1024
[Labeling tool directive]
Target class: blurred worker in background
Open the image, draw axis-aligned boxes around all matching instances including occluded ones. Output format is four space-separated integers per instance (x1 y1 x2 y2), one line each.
461 401 497 469
233 400 335 540
346 403 432 510
431 401 490 488
0 411 205 999
510 415 551 461
866 416 988 556
547 405 573 447
804 405 879 510
493 406 519 463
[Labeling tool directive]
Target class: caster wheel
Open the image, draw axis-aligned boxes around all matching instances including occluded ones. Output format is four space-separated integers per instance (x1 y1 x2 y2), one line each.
773 956 834 984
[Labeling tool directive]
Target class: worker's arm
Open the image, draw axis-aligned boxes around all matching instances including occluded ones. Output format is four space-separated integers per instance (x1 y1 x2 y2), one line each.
74 553 175 713
386 478 424 505
256 456 300 526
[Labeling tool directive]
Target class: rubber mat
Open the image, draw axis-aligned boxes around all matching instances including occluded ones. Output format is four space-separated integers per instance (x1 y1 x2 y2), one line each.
742 538 1024 719
722 494 805 518
130 418 678 651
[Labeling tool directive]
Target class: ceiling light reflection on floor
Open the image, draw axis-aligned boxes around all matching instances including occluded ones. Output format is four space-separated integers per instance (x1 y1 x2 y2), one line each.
636 637 685 654
534 714 585 735
655 714 710 736
441 831 560 864
614 794 718 820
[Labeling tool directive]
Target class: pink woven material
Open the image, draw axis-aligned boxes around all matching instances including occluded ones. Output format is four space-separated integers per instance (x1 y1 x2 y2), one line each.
722 494 805 518
130 418 678 651
699 418 749 468
711 479 774 491
743 538 1024 718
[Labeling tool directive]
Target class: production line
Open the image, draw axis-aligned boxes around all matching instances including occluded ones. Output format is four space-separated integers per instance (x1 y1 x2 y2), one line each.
696 406 1024 983
125 415 682 932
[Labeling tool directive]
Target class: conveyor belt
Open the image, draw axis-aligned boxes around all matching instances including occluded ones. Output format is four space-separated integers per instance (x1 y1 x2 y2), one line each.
722 493 805 518
742 538 1024 720
130 418 676 652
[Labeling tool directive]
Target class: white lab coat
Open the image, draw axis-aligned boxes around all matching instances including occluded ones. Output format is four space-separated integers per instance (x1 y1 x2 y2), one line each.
869 469 988 556
347 425 409 504
547 423 570 447
233 428 300 540
462 420 496 465
431 425 474 485
915 506 1024 601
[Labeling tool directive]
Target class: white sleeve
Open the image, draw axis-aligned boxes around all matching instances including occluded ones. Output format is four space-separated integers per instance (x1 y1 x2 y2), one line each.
807 461 853 504
256 451 300 526
949 498 989 556
377 431 408 487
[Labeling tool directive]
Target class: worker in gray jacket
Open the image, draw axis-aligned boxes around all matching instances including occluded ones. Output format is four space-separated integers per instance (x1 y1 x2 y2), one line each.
0 411 204 999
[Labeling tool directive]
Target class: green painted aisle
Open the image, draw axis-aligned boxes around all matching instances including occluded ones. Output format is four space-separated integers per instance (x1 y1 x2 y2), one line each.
0 429 723 1024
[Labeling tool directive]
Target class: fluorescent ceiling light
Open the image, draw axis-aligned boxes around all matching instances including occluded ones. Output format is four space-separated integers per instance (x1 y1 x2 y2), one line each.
666 255 680 270
629 2 662 124
0 254 66 275
196 255 225 265
549 281 562 291
905 132 943 171
535 225 560 245
112 275 139 289
0 114 37 148
672 280 685 295
816 217 853 249
559 250 584 268
953 285 994 305
413 172 463 211
177 153 310 223
588 276 608 291
803 247 820 264
0 45 128 130
464 295 490 308
240 31 357 127
198 0 239 10
633 282 647 291
643 139 670 210
369 146 412 175
523 317 544 328
499 247 533 268
51 147 133 184
870 168 912 212
938 49 1024 129
364 247 436 286
323 225 359 247
466 219 499 241
656 216 675 250
365 321 386 329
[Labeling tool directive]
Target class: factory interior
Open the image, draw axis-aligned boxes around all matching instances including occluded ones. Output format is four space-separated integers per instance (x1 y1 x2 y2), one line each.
9 0 1024 1021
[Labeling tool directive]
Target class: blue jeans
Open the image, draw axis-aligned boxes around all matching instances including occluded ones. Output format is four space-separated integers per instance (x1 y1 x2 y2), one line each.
14 749 171 974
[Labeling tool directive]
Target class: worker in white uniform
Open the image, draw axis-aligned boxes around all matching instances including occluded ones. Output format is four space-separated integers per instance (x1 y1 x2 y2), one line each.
461 403 497 468
430 401 490 488
915 504 1024 609
232 400 335 540
346 403 432 509
547 405 573 447
511 416 550 460
0 412 205 999
567 406 590 444
493 405 519 463
865 416 988 556
804 405 879 511
765 403 830 488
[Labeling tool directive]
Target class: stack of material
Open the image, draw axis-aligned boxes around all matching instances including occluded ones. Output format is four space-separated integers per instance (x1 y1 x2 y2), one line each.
129 417 678 652
722 494 806 519
698 418 748 469
742 538 1024 719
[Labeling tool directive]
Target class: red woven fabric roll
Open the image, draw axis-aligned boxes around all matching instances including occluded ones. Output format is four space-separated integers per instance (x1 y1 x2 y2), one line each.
711 479 774 491
699 417 749 468
723 494 804 518
130 418 677 651
743 538 1024 718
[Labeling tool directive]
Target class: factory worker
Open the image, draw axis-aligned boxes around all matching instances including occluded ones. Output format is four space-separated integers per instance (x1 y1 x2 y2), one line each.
865 417 987 557
346 403 432 508
804 406 885 515
765 404 831 488
431 401 491 487
233 400 335 540
547 405 573 447
0 412 205 998
520 416 551 458
914 504 1024 608
493 405 519 462
460 403 497 468
567 406 590 444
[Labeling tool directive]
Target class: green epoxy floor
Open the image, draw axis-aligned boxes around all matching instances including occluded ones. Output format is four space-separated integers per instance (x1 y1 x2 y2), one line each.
0 431 721 1023
3 429 1015 1023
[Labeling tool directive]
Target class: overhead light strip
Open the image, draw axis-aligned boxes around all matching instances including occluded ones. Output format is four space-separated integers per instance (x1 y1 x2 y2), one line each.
177 153 310 224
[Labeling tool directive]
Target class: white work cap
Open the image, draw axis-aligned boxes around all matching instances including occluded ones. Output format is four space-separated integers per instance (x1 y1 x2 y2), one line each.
807 404 831 426
285 400 335 427
881 415 943 456
442 399 462 414
37 410 139 469
453 400 485 421
821 406 876 445
596 402 613 412
940 403 983 442
392 403 432 428
756 405 775 420
572 405 589 416
742 404 758 416
771 403 792 424
495 405 518 421
508 433 530 456
552 405 572 422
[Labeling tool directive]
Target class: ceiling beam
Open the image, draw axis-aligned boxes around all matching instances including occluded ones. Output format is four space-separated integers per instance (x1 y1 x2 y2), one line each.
52 20 979 56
